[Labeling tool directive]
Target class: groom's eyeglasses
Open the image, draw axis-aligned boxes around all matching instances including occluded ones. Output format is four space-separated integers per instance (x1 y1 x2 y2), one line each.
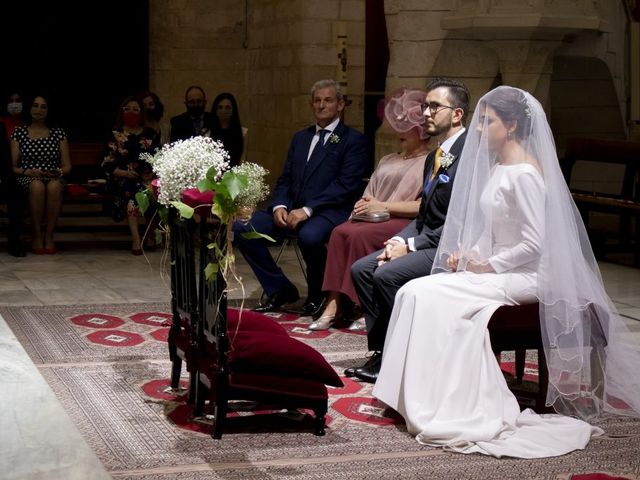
421 102 455 116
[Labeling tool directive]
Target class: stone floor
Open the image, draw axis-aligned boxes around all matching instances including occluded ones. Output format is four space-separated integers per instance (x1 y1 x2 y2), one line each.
1 244 639 479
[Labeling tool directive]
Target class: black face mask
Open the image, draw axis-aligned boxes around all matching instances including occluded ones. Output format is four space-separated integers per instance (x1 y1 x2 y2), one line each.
187 106 204 117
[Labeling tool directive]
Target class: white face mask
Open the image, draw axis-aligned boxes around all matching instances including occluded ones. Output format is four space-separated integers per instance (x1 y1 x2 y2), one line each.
7 102 22 115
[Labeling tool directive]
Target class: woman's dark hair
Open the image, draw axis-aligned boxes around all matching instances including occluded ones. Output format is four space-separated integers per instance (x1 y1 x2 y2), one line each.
210 92 244 167
24 93 55 128
485 88 532 139
138 90 164 122
114 96 143 129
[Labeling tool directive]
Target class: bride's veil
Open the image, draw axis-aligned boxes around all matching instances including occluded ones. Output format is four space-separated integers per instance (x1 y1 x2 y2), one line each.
432 85 640 420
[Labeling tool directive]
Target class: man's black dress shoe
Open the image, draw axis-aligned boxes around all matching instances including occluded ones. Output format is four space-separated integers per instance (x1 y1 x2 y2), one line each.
344 351 381 378
354 351 382 383
301 296 325 317
253 285 299 313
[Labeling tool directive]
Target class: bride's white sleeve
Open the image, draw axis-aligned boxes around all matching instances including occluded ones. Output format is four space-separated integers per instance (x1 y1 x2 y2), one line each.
488 170 545 273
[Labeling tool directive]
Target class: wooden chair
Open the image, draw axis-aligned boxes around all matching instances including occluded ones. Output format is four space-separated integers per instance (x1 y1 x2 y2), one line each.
488 302 609 413
167 208 200 403
561 137 640 265
487 303 551 412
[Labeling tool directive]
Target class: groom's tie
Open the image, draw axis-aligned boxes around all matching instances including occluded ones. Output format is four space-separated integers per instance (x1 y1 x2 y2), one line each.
431 147 443 180
309 129 328 161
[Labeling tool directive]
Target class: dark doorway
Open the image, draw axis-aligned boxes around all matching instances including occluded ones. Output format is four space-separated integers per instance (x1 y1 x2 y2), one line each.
364 0 389 174
1 1 149 142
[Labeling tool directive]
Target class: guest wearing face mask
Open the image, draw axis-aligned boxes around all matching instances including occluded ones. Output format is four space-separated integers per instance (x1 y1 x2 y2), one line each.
102 96 160 255
210 92 247 167
140 91 169 145
10 94 71 254
169 85 215 142
2 93 24 139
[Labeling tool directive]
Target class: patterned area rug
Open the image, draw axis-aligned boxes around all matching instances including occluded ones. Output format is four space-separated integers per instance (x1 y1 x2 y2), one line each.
2 304 639 480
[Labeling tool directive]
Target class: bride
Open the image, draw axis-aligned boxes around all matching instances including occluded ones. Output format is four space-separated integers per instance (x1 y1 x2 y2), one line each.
373 86 640 458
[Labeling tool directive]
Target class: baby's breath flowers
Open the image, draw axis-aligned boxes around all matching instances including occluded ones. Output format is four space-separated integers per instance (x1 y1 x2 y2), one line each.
231 162 270 211
140 136 229 206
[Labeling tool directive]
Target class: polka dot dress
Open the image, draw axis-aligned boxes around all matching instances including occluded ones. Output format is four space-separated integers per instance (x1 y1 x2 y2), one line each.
12 125 67 190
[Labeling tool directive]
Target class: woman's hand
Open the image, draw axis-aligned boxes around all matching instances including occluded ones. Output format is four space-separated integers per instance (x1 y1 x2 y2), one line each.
353 195 387 216
447 253 459 271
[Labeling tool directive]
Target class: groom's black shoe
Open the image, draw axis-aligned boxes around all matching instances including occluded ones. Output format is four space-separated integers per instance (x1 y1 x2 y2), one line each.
253 285 300 313
301 295 325 317
346 351 382 381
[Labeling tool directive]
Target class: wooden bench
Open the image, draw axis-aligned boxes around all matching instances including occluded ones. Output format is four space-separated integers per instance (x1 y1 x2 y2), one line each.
561 137 640 265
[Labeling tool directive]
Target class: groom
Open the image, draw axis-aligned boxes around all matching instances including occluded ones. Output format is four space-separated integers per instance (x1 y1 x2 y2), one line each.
234 79 368 316
350 78 470 383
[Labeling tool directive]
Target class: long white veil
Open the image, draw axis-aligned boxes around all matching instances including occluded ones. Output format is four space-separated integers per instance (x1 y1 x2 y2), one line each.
432 86 640 420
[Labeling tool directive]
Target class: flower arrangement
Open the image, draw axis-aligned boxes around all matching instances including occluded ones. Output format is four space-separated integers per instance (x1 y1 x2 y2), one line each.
139 136 229 206
136 135 272 285
328 133 340 144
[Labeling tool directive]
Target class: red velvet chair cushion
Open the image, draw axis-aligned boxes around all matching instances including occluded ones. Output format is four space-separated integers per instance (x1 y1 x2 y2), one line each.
226 309 288 336
228 373 328 400
227 331 343 388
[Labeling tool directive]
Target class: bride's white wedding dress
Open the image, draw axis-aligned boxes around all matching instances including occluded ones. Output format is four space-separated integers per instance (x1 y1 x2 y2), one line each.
373 163 603 458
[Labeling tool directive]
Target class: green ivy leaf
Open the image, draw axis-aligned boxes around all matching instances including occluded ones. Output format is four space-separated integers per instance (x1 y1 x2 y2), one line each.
240 231 276 242
154 228 163 245
135 191 150 215
170 200 194 219
205 165 218 182
197 178 215 192
220 172 248 200
204 262 219 281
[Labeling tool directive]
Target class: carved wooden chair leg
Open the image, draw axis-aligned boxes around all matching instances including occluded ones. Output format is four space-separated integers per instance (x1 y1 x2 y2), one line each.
313 405 327 436
515 349 526 384
193 377 207 417
537 349 549 411
187 370 198 404
212 396 228 440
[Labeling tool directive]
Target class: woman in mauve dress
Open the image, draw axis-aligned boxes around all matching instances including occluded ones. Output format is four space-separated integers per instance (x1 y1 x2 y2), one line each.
308 88 432 330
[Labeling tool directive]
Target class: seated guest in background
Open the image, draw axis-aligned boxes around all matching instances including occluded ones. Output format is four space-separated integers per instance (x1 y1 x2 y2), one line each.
102 96 160 255
140 91 168 145
210 92 247 167
169 85 214 142
0 120 25 256
2 92 24 138
349 78 470 382
10 94 71 254
234 79 368 316
308 88 431 331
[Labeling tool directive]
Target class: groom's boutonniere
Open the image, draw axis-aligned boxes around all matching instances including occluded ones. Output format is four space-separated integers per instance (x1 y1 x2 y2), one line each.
439 152 455 170
328 133 340 144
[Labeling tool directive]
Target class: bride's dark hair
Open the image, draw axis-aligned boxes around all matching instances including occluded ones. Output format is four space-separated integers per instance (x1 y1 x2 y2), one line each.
484 88 532 140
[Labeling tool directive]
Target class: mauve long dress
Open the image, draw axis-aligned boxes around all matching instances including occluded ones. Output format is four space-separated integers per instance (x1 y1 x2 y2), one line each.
322 152 427 303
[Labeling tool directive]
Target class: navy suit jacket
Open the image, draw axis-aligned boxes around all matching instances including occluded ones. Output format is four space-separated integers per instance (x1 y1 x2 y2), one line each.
271 121 368 226
169 112 215 142
397 130 467 251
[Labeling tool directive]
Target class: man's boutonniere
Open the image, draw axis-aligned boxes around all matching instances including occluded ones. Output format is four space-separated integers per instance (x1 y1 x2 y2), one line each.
328 133 340 144
439 152 455 170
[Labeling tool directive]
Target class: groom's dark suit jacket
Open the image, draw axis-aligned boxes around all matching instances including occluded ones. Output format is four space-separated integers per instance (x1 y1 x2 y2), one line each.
271 121 368 225
396 130 467 250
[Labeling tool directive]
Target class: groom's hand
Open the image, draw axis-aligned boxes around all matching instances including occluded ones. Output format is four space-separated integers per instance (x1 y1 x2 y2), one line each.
377 239 409 265
286 208 308 229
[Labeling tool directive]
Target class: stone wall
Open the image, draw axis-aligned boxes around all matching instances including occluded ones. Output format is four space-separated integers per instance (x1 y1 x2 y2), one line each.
149 0 365 187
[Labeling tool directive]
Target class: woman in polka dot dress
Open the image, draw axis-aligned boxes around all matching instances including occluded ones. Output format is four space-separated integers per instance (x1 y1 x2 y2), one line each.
10 94 71 254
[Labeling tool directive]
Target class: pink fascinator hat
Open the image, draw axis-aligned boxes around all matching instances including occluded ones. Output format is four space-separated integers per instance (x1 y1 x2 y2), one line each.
383 88 428 139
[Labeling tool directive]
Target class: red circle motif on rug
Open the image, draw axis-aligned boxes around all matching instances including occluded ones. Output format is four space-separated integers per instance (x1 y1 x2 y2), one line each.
141 379 190 401
130 312 173 327
149 328 169 342
279 322 332 339
332 397 404 426
86 330 145 347
70 313 125 329
500 361 538 382
328 376 363 395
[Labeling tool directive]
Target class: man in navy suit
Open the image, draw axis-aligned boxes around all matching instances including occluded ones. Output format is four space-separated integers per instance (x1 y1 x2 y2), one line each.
349 78 470 382
169 86 215 142
234 79 368 316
